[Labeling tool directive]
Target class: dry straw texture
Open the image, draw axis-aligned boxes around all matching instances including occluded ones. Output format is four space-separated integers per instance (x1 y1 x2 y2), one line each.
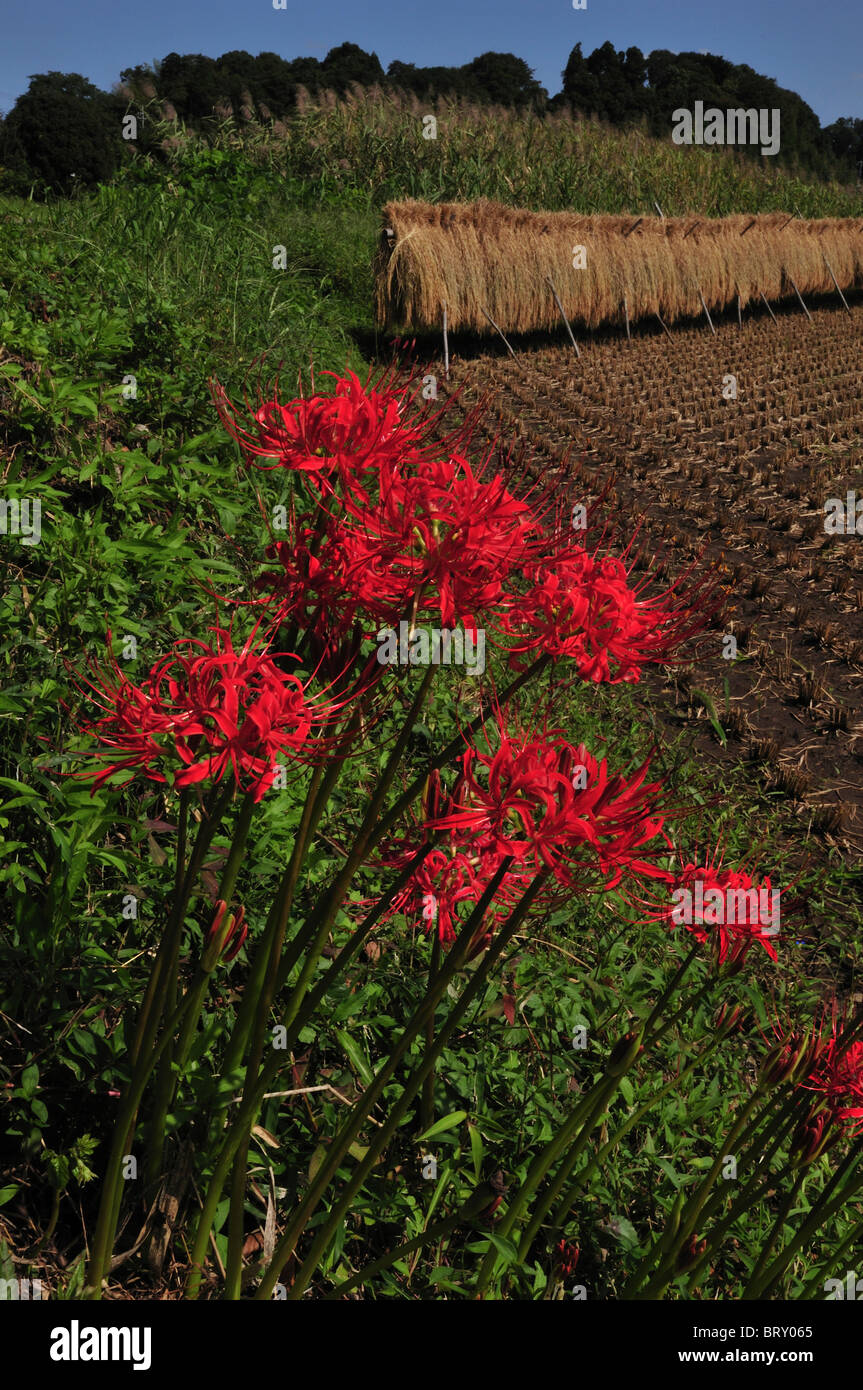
375 200 863 334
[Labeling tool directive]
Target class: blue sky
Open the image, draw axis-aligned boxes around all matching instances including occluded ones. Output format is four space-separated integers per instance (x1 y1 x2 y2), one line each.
1 0 860 125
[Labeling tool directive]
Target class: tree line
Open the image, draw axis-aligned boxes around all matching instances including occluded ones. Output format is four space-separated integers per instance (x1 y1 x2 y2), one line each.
0 41 860 196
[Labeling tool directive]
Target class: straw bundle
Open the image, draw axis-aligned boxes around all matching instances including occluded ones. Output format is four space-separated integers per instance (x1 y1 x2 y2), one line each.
375 200 863 334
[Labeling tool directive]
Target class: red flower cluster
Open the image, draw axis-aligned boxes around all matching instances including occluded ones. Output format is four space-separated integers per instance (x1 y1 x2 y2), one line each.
799 1016 863 1136
650 855 781 964
212 368 420 500
341 455 541 629
72 624 343 801
430 719 671 891
499 546 713 683
215 368 712 690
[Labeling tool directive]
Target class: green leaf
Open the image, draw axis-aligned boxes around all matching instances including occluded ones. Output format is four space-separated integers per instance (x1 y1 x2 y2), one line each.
0 1186 19 1208
334 1027 374 1086
483 1232 519 1264
416 1110 468 1142
468 1122 483 1183
20 1064 39 1099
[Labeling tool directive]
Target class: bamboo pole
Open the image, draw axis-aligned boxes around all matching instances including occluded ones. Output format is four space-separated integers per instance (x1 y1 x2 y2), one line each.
545 277 580 356
480 305 516 357
698 287 716 335
759 291 778 324
623 217 642 238
823 257 852 316
787 274 812 322
655 313 672 340
623 295 631 342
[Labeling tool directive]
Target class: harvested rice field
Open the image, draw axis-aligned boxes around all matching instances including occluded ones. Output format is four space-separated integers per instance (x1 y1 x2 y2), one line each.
440 302 863 862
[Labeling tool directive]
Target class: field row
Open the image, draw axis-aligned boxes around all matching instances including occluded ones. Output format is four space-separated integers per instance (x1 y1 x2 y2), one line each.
448 306 863 862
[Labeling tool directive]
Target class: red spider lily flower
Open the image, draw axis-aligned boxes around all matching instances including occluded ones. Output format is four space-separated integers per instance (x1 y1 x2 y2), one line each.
498 543 715 683
211 368 415 495
203 900 248 970
645 849 782 965
797 1013 863 1135
554 1239 580 1277
388 846 490 946
366 770 535 950
210 365 486 505
70 624 346 801
428 716 671 891
255 521 371 645
338 455 542 629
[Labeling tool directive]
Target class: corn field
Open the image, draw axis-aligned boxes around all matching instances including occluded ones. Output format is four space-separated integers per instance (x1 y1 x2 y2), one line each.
139 86 863 218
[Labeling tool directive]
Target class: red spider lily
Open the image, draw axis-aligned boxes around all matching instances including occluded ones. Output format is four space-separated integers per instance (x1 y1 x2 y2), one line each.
210 365 486 505
367 771 530 948
643 844 782 964
255 454 543 640
337 455 542 629
797 1012 863 1135
388 846 490 946
427 715 671 891
498 542 714 683
255 521 371 645
70 624 347 801
211 368 416 495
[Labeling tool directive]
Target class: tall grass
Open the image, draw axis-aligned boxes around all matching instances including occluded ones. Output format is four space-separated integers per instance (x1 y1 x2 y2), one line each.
133 85 863 219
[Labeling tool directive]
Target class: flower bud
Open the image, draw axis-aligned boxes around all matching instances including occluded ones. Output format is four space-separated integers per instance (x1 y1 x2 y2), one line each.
714 1003 744 1034
675 1232 707 1273
757 1040 802 1091
202 900 247 972
790 1108 836 1167
606 1028 644 1077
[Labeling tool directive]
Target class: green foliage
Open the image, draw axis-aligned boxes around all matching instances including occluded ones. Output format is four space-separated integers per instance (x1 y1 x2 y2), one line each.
0 72 126 195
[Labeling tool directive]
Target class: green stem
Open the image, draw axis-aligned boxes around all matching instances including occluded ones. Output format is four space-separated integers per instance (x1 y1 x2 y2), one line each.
254 864 537 1300
420 931 442 1135
82 982 206 1297
743 1146 863 1299
146 790 256 1191
184 839 438 1301
278 871 546 1302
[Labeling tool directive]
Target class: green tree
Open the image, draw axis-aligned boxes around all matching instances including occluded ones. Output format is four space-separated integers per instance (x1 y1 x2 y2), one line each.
0 72 125 195
462 52 547 109
320 43 385 93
